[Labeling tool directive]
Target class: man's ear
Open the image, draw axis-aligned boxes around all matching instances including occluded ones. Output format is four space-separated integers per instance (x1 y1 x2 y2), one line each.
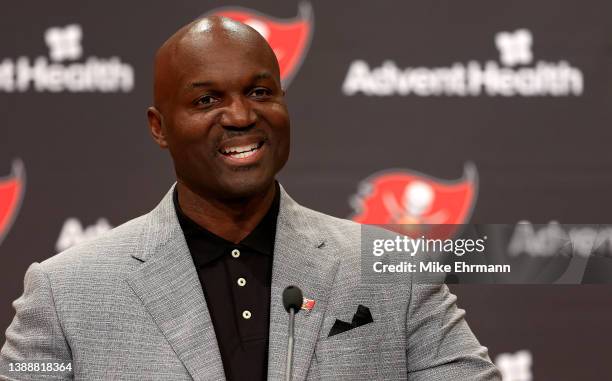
147 107 168 148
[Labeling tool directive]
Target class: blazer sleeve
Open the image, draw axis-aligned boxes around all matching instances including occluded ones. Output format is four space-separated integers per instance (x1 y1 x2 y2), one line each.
405 283 501 380
0 263 73 380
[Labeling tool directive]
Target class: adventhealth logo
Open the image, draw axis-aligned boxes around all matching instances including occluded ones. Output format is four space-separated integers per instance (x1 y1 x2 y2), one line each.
343 29 583 97
55 217 112 253
495 350 532 381
495 29 532 67
45 24 83 62
0 24 134 93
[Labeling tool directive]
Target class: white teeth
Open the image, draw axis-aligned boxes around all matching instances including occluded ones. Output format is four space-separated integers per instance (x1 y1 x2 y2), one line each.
222 142 260 154
233 150 257 159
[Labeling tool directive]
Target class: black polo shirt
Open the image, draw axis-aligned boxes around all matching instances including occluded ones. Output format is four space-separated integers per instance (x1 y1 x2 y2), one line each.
172 184 279 381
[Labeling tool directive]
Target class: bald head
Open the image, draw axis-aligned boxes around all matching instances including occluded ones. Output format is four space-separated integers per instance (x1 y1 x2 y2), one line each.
153 16 280 111
146 14 290 202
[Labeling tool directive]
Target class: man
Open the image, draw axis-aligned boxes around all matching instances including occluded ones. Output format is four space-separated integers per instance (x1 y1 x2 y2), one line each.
1 17 500 380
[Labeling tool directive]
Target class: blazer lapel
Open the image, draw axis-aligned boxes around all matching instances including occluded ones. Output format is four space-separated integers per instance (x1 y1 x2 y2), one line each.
126 186 225 381
267 186 340 381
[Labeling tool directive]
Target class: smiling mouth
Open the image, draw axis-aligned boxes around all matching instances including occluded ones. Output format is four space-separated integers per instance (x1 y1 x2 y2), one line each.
219 141 265 159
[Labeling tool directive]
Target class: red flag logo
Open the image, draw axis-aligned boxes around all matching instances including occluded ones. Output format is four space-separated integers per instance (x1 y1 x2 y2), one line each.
0 159 25 246
206 2 313 86
350 163 478 239
301 297 315 312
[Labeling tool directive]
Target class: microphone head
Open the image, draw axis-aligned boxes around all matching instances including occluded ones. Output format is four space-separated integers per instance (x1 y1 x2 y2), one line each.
282 285 303 313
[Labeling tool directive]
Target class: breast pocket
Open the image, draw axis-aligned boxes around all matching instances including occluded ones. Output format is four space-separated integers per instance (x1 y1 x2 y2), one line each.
314 321 384 380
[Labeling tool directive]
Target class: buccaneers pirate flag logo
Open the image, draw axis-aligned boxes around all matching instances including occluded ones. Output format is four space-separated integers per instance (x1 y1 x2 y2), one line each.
350 163 478 239
0 159 25 246
205 2 313 87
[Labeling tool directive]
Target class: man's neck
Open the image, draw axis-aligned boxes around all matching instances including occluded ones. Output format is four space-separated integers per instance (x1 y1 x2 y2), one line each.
175 181 277 243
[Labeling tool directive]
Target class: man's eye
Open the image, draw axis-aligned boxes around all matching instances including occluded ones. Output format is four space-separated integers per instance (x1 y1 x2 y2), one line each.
250 88 271 98
195 95 217 106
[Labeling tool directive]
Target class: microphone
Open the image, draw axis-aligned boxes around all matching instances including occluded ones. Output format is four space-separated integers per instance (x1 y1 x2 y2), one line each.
282 285 303 381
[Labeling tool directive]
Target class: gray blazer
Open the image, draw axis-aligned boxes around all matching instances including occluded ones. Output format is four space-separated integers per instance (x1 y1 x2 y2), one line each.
1 185 500 380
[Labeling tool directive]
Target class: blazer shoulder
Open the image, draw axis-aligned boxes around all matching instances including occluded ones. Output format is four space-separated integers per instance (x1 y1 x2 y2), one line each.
295 204 393 254
298 205 360 238
298 204 394 242
39 213 148 273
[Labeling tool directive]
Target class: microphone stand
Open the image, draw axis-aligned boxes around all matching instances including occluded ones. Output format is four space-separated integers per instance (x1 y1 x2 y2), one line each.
282 285 302 381
285 307 296 381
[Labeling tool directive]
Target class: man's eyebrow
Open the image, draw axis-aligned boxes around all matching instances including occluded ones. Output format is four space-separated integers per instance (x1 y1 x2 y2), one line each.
252 72 273 82
185 72 274 91
186 81 215 90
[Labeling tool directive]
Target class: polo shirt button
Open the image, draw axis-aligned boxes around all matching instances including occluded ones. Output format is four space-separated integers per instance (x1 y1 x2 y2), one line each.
237 277 246 287
231 249 240 258
242 310 252 319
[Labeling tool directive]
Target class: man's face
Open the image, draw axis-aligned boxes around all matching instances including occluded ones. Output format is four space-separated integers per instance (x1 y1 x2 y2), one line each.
153 32 290 200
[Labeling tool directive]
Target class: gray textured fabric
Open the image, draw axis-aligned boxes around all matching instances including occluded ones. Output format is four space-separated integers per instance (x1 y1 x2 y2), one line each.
1 184 500 380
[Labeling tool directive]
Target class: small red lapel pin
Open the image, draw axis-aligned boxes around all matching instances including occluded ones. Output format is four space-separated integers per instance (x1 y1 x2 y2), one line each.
301 297 316 311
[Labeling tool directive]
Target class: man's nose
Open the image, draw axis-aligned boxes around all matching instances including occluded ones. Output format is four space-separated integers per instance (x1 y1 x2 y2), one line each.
219 96 257 128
